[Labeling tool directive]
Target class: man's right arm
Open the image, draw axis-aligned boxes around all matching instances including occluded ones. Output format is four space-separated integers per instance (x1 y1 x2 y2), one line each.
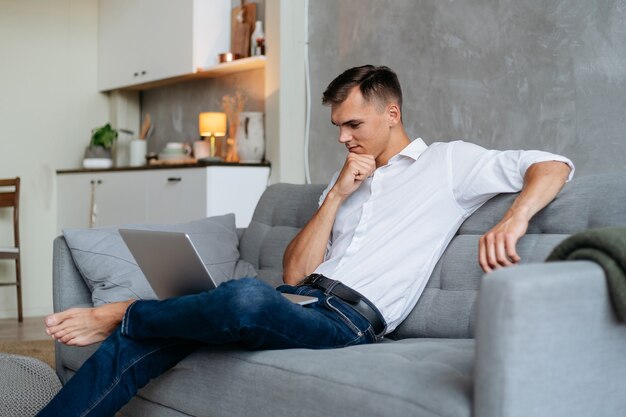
282 153 376 285
282 191 345 285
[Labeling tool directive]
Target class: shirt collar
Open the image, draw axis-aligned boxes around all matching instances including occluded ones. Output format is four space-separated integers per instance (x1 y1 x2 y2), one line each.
392 138 428 162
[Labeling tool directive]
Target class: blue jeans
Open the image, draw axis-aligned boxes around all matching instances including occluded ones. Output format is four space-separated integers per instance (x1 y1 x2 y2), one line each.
37 278 380 417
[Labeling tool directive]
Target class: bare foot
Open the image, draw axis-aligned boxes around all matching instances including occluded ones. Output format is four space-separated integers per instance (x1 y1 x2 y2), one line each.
45 300 134 346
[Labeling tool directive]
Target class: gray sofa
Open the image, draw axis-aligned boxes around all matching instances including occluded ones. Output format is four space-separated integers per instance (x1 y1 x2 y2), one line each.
53 173 626 417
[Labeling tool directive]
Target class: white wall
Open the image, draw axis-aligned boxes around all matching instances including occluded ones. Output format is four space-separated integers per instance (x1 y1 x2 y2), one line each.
0 0 109 318
265 0 307 184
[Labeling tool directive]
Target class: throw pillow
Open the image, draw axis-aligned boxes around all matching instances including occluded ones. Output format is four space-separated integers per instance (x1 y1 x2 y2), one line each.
63 214 257 306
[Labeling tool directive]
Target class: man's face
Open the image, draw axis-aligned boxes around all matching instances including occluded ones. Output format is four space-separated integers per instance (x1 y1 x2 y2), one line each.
330 87 392 166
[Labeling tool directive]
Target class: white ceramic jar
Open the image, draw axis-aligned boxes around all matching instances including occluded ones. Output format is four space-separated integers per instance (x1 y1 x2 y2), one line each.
129 139 147 166
236 112 265 163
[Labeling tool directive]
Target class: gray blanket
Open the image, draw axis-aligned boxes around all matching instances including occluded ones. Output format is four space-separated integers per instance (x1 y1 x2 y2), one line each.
547 227 626 321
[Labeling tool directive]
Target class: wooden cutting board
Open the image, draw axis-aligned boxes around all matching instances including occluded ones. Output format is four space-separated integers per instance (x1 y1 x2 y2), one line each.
231 2 256 58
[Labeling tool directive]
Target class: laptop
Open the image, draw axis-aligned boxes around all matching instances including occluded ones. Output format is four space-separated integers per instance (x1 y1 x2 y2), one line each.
119 229 317 306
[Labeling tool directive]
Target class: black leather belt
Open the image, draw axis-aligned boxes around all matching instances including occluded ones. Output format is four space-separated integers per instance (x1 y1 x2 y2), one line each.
299 274 386 337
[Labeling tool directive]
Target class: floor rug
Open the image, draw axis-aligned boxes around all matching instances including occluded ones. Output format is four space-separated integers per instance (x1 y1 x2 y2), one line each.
0 340 55 369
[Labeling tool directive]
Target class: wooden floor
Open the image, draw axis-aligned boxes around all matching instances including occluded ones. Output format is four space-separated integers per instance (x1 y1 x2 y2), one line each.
0 316 48 342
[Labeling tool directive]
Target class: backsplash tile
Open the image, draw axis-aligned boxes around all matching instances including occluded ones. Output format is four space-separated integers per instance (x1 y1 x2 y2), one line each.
141 68 264 154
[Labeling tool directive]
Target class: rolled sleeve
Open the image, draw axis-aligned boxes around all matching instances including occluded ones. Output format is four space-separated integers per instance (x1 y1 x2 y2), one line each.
450 141 575 212
517 151 575 182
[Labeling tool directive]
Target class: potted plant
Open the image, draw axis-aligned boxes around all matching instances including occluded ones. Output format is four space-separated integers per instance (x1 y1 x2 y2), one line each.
85 123 118 160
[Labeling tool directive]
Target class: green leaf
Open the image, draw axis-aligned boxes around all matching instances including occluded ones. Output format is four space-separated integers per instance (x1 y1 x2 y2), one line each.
90 123 118 149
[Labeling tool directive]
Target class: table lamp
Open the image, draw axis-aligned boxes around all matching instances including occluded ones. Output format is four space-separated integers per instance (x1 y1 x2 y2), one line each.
198 112 227 161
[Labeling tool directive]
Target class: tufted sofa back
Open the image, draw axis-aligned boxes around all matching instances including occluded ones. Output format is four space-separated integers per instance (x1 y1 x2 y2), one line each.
239 184 326 287
239 174 626 339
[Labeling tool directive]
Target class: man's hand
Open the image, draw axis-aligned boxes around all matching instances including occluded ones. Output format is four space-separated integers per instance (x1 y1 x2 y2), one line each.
282 153 376 284
332 153 376 198
477 161 571 273
479 208 529 272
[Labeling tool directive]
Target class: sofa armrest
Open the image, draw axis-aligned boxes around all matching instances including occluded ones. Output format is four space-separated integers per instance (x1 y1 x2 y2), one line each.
53 236 96 383
52 236 93 312
474 261 626 417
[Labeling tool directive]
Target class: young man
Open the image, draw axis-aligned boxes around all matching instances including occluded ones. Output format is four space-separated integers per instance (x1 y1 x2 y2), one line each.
39 65 572 416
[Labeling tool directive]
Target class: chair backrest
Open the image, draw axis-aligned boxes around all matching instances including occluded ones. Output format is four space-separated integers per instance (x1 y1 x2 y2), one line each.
0 177 20 248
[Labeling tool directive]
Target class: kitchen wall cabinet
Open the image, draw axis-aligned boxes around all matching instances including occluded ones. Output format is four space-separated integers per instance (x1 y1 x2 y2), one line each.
98 0 230 91
57 166 270 231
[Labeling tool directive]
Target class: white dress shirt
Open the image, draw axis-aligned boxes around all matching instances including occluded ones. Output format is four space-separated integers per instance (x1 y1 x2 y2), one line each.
314 139 574 333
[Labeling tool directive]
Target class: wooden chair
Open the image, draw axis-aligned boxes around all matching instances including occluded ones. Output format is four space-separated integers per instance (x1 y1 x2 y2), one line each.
0 178 22 322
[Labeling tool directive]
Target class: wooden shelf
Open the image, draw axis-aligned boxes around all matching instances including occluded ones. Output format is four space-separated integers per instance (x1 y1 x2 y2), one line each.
196 55 266 77
121 56 266 91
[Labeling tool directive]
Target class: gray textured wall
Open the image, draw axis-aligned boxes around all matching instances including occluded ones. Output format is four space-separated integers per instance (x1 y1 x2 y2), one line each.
308 0 626 184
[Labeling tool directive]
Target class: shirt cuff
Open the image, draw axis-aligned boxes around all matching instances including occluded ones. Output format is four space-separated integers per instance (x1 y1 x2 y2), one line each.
521 155 575 182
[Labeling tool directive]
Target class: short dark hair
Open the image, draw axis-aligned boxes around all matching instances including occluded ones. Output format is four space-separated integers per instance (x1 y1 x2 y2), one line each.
322 65 403 112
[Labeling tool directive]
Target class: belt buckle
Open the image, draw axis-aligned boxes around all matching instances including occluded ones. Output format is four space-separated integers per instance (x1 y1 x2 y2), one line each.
307 274 323 287
298 273 321 288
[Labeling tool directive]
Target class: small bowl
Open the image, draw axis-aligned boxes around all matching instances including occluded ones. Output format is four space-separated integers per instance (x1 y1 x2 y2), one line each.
165 142 185 149
218 52 242 63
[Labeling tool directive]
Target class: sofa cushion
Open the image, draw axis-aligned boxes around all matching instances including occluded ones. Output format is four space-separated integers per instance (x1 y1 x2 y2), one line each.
240 184 326 288
390 233 569 339
392 173 626 339
63 214 256 306
122 338 474 417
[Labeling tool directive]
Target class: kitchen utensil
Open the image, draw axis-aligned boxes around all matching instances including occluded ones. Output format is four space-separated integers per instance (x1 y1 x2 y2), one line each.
231 0 256 58
139 113 151 139
219 52 242 63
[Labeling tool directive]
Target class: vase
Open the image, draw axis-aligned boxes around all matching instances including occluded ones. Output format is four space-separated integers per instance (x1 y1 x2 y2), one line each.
83 146 113 169
84 146 112 159
236 112 264 163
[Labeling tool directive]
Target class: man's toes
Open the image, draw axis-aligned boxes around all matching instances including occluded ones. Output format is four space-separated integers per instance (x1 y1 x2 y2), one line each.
51 327 70 340
66 335 91 347
47 323 68 336
60 332 76 344
46 311 74 327
45 315 59 327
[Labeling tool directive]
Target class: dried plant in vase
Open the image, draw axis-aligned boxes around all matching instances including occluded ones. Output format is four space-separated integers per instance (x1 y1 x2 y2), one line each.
221 90 248 162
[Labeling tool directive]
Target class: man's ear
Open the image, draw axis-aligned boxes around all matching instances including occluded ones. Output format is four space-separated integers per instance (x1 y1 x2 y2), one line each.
387 103 401 126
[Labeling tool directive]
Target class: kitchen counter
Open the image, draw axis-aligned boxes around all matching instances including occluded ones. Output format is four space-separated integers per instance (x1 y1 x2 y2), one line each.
57 160 270 174
56 162 271 229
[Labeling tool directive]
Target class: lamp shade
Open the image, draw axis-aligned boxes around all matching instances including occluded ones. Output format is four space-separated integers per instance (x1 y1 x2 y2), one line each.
199 112 227 137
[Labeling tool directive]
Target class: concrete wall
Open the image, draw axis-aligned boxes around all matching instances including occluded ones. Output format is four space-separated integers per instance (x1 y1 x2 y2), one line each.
0 0 109 319
307 0 626 184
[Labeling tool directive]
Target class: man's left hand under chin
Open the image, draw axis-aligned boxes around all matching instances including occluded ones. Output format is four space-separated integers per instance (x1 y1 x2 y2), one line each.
478 210 530 273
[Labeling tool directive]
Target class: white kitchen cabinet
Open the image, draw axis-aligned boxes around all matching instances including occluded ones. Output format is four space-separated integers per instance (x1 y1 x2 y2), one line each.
144 168 209 224
57 171 148 230
98 0 230 91
57 166 270 232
